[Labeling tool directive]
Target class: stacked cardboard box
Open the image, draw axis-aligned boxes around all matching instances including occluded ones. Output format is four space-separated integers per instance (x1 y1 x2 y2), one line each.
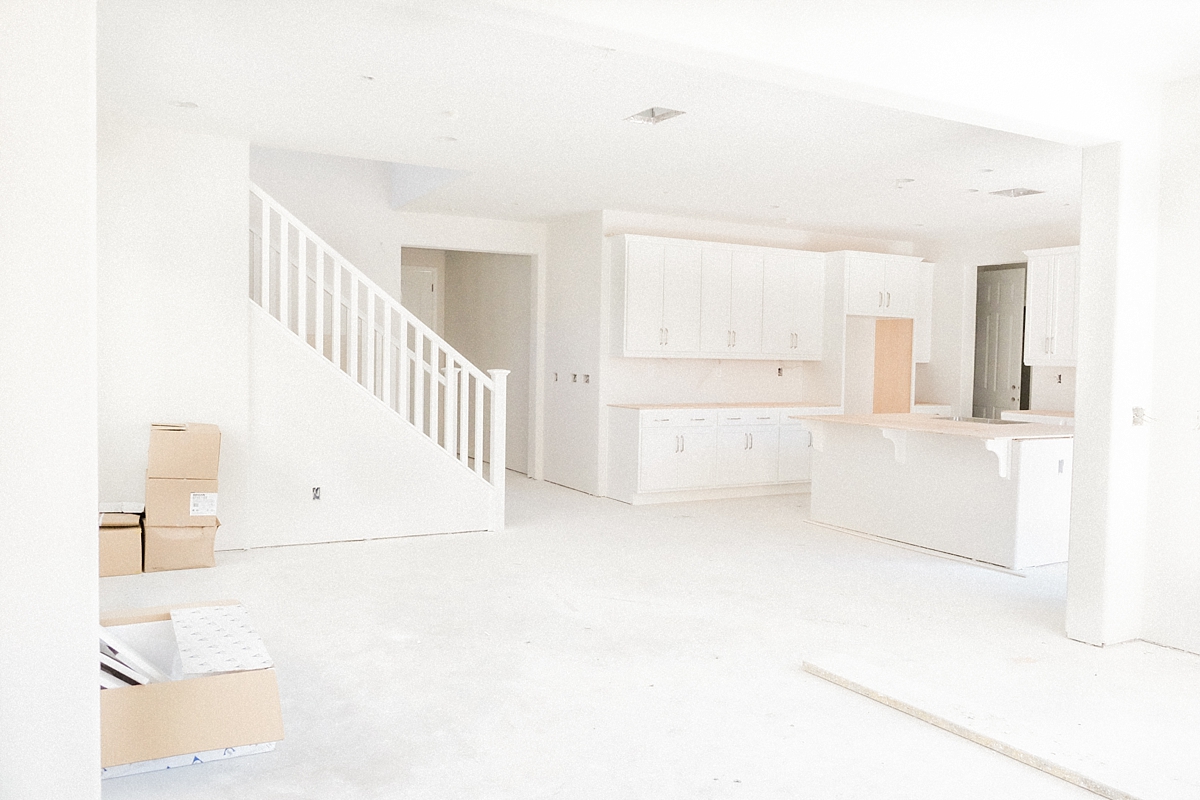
144 423 221 572
99 513 143 577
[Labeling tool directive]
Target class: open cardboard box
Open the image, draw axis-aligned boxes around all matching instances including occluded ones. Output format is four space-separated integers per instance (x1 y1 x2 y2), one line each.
100 601 284 777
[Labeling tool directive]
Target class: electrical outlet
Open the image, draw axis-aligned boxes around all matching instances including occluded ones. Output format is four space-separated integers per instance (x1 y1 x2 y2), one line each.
1056 373 1062 384
777 367 783 377
1132 406 1145 426
572 373 577 383
583 374 590 383
312 487 321 500
553 372 558 382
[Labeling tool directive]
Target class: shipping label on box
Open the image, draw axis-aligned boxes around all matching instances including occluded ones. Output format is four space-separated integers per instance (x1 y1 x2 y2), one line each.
189 492 218 517
147 423 221 480
145 478 218 526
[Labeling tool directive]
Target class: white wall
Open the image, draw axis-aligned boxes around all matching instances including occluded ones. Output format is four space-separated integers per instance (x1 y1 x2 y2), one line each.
401 247 447 336
1143 75 1200 654
913 227 1080 416
1029 367 1076 411
246 308 495 545
97 119 253 549
444 251 534 474
544 212 606 493
0 2 100 797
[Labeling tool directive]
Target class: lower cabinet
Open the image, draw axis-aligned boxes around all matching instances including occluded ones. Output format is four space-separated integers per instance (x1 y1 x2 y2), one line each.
607 405 838 503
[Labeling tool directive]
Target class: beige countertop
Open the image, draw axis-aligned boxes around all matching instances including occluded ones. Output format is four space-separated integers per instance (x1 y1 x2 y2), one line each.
1002 409 1075 418
610 402 842 410
796 413 1074 440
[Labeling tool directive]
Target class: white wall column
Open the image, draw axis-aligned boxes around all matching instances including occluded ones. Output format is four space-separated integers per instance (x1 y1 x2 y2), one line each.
1143 75 1200 654
1065 132 1159 646
0 2 101 797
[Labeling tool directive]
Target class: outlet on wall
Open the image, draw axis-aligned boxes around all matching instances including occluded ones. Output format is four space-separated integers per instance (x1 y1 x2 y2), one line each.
777 367 783 377
312 487 321 500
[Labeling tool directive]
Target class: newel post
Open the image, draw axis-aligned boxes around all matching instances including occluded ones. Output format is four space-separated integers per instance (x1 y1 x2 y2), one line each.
488 369 509 531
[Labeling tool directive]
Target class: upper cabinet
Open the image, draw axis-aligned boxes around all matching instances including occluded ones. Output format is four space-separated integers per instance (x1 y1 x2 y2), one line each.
1023 246 1079 367
622 237 703 354
837 252 923 318
613 234 825 360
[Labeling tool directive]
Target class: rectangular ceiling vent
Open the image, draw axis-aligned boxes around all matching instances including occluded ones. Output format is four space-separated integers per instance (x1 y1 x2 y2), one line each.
625 107 685 125
989 187 1044 197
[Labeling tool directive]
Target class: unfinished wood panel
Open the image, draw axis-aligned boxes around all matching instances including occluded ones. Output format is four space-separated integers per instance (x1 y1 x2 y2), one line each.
873 318 913 413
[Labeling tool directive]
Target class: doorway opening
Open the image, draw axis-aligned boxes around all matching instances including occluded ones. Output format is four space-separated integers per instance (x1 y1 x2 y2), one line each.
401 247 534 476
973 264 1029 418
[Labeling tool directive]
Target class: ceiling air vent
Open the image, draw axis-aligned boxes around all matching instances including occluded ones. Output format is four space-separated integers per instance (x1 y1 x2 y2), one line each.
625 107 685 125
989 188 1044 197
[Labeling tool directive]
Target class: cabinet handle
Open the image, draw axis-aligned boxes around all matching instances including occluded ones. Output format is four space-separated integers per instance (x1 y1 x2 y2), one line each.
728 330 732 347
675 435 681 453
1044 336 1049 354
732 330 736 347
749 432 754 450
664 327 669 345
886 291 891 307
878 291 884 307
680 434 685 453
1050 335 1055 354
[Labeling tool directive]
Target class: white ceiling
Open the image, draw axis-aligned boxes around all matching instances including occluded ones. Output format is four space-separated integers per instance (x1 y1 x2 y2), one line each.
97 0 1116 241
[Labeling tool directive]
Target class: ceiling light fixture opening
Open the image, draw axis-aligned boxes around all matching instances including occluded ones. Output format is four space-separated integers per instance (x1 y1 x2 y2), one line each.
626 107 685 125
168 101 198 109
434 135 458 143
990 187 1044 198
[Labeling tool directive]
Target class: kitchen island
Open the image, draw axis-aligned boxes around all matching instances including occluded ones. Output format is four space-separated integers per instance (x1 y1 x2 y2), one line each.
798 413 1074 569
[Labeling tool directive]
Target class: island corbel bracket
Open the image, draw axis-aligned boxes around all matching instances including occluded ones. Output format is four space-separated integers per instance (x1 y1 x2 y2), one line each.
880 428 907 464
983 437 1013 479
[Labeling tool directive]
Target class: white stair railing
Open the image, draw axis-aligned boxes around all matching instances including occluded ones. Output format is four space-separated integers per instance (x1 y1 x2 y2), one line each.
248 183 507 529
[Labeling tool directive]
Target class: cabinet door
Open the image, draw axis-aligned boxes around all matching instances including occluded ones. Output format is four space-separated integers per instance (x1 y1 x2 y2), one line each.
661 244 702 352
777 427 813 483
728 250 764 354
700 246 733 353
717 426 779 486
625 238 666 353
913 262 934 363
639 427 716 491
1023 256 1053 366
883 259 917 318
762 251 824 358
1050 252 1078 364
845 256 886 315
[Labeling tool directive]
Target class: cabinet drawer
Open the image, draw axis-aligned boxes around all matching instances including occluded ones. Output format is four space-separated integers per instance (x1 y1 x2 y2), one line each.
640 410 717 428
718 408 778 425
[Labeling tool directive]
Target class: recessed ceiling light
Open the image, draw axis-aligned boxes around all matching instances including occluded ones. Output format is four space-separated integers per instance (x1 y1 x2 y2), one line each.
438 110 457 118
914 223 925 227
896 178 915 183
980 168 994 173
168 101 198 109
360 75 374 81
434 136 457 143
966 188 979 193
770 204 780 209
990 187 1044 197
625 107 685 125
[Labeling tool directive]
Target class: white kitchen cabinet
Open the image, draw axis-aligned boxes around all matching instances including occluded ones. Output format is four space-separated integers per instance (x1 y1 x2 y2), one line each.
913 261 935 363
606 405 841 503
620 237 703 354
777 426 813 483
1023 246 1079 367
700 247 764 355
613 234 824 360
839 252 923 318
716 409 779 485
761 250 825 359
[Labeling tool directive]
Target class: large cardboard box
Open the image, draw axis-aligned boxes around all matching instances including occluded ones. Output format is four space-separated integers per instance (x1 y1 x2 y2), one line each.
147 423 221 479
143 524 218 572
100 602 284 773
99 527 142 577
144 477 218 527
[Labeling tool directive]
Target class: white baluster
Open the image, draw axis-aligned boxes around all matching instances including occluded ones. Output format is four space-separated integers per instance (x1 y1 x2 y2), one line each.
349 273 359 383
382 303 393 409
474 374 485 476
365 291 376 396
459 363 470 465
413 328 425 434
297 234 307 344
429 347 441 446
279 220 290 329
445 365 460 457
260 201 271 315
398 317 410 422
332 261 343 371
488 369 509 529
314 248 325 359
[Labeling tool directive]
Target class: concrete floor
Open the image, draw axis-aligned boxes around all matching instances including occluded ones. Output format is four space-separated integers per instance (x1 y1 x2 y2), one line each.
101 477 1200 799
